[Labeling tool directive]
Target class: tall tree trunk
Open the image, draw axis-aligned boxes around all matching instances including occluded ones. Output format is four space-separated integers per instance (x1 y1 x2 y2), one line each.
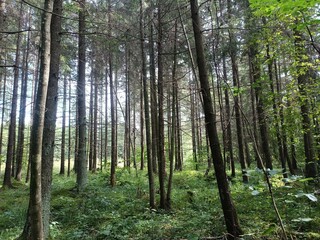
88 71 94 171
265 43 288 178
140 0 155 208
157 0 167 209
3 2 23 187
124 41 131 168
60 75 67 175
104 67 108 169
228 0 249 182
19 0 54 238
41 0 62 237
166 20 178 209
149 13 158 173
190 84 198 170
294 28 317 178
190 1 243 237
245 1 273 170
275 61 294 174
92 68 98 173
77 0 88 191
68 79 72 177
140 80 144 170
25 47 40 183
0 55 7 176
15 25 30 181
174 67 183 171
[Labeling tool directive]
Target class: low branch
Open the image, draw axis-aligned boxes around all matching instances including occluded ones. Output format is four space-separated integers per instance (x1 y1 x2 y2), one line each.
0 29 36 34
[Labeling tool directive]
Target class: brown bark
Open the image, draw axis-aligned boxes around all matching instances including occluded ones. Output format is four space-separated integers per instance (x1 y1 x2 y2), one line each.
157 0 167 209
19 0 54 238
190 0 243 238
3 2 23 188
15 26 30 181
60 75 67 175
149 13 158 173
76 0 88 191
294 29 317 178
140 0 155 208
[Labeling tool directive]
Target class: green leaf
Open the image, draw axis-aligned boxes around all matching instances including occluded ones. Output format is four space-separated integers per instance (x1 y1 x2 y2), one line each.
292 218 313 222
251 190 260 196
305 193 318 202
298 177 314 182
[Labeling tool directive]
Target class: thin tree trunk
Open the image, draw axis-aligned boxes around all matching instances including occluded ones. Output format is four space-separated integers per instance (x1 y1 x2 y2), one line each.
140 80 144 170
88 71 94 171
190 84 198 170
0 55 7 176
157 0 167 209
104 67 108 169
76 0 88 191
60 75 67 175
15 24 30 181
93 68 98 173
68 79 72 177
245 6 273 170
149 13 158 173
265 43 287 178
3 2 23 187
190 1 243 237
166 20 178 209
294 28 317 178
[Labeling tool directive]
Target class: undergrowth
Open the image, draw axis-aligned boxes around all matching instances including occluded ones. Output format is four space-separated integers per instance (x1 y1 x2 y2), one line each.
0 166 319 239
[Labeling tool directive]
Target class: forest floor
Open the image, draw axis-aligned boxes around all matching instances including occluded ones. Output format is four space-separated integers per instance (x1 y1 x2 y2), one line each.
0 164 320 239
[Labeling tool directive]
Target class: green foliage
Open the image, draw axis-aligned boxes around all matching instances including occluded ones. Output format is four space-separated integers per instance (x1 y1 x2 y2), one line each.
1 167 320 239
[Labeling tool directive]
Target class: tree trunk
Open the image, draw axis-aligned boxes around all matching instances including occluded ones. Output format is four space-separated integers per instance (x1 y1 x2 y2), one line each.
60 75 67 175
93 68 98 173
19 0 54 238
190 84 198 170
190 1 243 237
140 80 144 170
41 0 62 237
294 29 317 178
15 26 30 181
166 20 178 209
149 14 158 173
0 60 7 176
245 2 273 170
88 70 94 171
68 79 72 177
157 0 167 209
3 2 23 188
265 43 288 178
140 0 155 208
77 0 88 191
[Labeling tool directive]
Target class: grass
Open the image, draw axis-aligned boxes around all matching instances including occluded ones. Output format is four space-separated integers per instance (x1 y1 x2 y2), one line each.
0 164 320 239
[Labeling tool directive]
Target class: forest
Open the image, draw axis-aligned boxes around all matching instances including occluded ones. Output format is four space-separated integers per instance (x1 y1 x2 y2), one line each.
0 0 319 239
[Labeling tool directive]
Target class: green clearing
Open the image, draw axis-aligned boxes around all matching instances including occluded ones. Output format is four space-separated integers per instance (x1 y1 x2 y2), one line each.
0 166 320 239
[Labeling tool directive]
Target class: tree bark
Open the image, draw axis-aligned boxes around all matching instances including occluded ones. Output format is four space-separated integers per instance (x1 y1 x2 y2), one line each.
140 0 155 209
15 26 30 181
149 12 158 173
294 28 317 178
190 0 243 238
19 0 54 238
157 0 167 209
3 2 23 188
60 75 67 175
77 0 88 191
